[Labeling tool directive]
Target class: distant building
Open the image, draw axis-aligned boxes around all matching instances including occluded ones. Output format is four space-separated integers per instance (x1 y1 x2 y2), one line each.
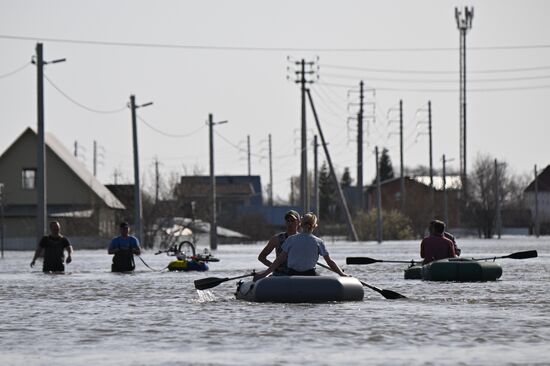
0 128 125 249
175 175 262 222
524 165 550 231
364 176 462 236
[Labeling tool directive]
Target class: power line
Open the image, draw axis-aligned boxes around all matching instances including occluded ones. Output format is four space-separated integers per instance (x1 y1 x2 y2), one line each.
3 34 550 53
43 74 127 114
0 61 30 79
321 63 550 75
318 81 550 92
322 71 550 83
137 115 206 138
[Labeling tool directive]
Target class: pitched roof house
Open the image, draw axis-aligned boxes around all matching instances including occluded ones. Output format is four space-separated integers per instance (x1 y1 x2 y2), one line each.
0 127 124 249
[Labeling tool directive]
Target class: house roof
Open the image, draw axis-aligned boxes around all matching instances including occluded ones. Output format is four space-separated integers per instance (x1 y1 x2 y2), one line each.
525 165 550 192
44 130 125 209
178 175 261 197
1 128 125 210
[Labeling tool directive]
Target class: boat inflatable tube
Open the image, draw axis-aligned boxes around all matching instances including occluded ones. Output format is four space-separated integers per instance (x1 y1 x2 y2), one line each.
168 259 208 272
422 258 502 281
235 275 364 303
404 258 502 282
404 264 422 279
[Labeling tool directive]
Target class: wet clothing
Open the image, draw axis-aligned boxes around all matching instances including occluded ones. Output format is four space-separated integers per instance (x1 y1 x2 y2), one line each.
420 234 456 264
38 235 71 272
109 235 140 272
273 232 292 275
282 232 329 273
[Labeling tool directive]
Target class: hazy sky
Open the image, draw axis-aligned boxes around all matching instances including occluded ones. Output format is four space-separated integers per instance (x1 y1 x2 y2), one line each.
1 0 549 202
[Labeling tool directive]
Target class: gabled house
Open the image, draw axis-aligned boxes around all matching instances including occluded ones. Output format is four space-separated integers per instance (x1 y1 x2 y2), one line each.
524 165 550 229
0 127 125 249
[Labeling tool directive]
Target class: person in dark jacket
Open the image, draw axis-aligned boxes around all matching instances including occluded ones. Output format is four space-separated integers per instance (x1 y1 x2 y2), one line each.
420 220 456 264
30 221 73 272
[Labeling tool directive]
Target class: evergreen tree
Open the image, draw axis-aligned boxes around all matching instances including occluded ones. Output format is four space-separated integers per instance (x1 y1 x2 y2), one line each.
341 167 352 187
319 162 337 220
373 148 395 184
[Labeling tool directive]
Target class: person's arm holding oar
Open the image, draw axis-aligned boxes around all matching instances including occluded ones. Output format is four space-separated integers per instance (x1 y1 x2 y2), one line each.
254 251 288 281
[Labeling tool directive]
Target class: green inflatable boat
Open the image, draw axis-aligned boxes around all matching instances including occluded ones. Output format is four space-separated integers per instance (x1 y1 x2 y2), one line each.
404 258 503 282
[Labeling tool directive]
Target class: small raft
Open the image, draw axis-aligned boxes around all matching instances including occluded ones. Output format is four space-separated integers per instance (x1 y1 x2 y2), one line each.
235 276 364 303
168 259 208 272
404 258 502 282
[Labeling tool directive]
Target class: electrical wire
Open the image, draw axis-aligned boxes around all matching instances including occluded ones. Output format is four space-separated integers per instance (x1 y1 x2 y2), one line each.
137 115 206 138
3 34 550 53
214 130 267 159
43 74 127 114
322 71 550 83
321 63 550 75
0 61 30 79
318 81 550 92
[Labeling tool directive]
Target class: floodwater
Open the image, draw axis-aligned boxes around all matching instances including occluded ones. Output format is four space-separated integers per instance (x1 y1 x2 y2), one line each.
0 237 549 366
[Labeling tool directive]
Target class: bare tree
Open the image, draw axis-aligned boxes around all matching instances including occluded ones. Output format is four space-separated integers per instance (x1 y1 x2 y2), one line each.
464 153 527 238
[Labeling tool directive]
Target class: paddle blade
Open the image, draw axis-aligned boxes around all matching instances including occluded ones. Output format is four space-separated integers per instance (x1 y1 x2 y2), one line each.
194 277 228 290
381 289 407 300
346 257 378 265
507 250 538 260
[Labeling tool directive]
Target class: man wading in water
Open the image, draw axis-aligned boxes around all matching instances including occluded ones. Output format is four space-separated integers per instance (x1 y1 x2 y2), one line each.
108 222 141 272
257 210 300 276
30 221 73 273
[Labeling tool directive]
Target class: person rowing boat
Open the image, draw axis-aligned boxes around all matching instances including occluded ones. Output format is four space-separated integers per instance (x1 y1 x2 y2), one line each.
254 212 347 280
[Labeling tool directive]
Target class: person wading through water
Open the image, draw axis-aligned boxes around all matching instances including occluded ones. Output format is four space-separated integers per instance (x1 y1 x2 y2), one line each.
257 210 300 276
108 222 141 272
30 221 73 273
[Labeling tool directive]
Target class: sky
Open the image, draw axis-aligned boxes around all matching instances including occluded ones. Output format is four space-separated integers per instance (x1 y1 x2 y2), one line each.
1 0 549 203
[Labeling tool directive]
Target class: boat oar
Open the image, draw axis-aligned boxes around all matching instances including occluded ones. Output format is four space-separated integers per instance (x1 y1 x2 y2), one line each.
346 257 419 265
472 250 538 262
194 272 255 291
316 262 406 300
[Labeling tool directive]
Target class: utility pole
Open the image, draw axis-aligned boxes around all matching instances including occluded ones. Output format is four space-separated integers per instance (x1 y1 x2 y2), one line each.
292 58 316 213
93 140 97 177
290 177 295 206
388 100 405 212
155 157 160 204
357 81 364 212
33 43 65 242
442 155 455 227
307 89 358 241
428 101 434 217
399 100 405 211
495 159 502 239
209 113 228 250
375 146 382 243
456 6 474 201
247 135 251 176
268 134 273 207
534 164 539 238
313 135 319 218
129 95 153 245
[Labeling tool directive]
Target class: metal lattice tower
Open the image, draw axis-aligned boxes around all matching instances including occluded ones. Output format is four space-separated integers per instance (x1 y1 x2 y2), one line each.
455 6 473 195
